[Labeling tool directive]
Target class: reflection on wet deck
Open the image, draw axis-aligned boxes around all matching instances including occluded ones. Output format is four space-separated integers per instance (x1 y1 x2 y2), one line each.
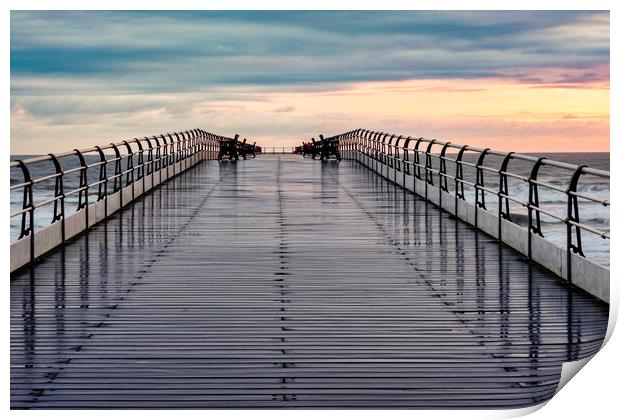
11 155 608 409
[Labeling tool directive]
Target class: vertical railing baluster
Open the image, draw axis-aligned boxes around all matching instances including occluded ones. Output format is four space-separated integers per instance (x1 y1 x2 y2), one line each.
424 140 436 201
162 135 169 169
394 135 403 173
438 142 450 211
170 133 179 170
387 134 395 168
402 137 412 187
566 165 587 283
413 138 423 181
134 139 144 181
498 152 514 243
454 145 468 219
135 139 145 196
49 154 66 244
17 160 35 263
373 132 380 164
110 143 123 208
74 149 89 231
154 136 161 173
474 148 489 230
173 132 181 165
381 133 388 165
95 146 108 218
527 157 545 260
122 140 135 203
144 137 153 176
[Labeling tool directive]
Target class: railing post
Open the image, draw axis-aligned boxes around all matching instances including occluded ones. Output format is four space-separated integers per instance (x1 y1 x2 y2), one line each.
110 143 123 208
48 153 66 245
527 157 545 260
173 132 182 167
497 152 514 243
454 145 468 219
95 146 108 218
201 131 205 157
474 148 490 230
403 136 413 187
372 132 380 168
171 132 178 166
424 140 437 201
566 165 587 283
394 135 403 174
189 130 195 161
361 130 369 159
189 131 193 161
206 132 211 158
168 133 177 174
122 140 135 203
153 136 161 187
196 130 201 160
16 160 35 263
182 132 188 165
438 142 451 211
180 132 187 164
170 132 178 165
387 134 395 168
192 130 198 161
413 138 423 195
135 139 145 195
74 148 89 231
380 133 389 166
402 137 412 171
413 138 423 179
364 131 371 166
144 137 153 176
162 135 169 169
163 135 171 179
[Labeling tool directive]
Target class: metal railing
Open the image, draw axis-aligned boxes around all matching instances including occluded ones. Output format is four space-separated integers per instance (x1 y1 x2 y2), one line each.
261 147 295 154
334 128 610 281
9 129 235 261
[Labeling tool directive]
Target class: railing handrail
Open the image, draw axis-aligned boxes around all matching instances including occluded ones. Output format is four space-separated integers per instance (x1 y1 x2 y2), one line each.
261 147 295 154
12 129 202 166
9 128 249 245
333 128 609 176
332 128 609 282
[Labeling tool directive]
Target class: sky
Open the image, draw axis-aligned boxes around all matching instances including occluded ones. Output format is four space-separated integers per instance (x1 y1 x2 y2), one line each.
10 10 610 154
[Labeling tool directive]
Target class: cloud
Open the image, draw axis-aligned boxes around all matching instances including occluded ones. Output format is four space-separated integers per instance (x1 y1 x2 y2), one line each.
273 105 295 113
11 11 609 87
9 11 609 153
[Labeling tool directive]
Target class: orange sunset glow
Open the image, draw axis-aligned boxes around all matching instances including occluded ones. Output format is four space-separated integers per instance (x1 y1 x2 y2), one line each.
10 11 610 154
227 76 610 152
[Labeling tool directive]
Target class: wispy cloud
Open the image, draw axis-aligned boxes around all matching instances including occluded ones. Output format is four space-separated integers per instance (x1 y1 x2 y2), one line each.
10 11 609 153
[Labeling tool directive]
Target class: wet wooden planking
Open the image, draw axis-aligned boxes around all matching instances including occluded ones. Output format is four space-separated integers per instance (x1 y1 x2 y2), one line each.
11 155 608 409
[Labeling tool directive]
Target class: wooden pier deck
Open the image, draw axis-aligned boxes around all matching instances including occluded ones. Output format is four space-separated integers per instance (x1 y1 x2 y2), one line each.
10 155 608 409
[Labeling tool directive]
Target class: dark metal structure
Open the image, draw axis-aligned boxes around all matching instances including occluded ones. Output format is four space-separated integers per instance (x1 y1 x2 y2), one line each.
217 134 260 160
11 129 221 247
297 135 341 160
333 128 610 283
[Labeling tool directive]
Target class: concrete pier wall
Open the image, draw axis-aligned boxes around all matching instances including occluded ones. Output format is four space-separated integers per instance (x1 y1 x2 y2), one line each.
343 149 609 303
10 151 215 273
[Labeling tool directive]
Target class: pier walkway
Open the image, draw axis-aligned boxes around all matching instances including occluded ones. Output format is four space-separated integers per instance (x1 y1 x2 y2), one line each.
11 155 608 409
